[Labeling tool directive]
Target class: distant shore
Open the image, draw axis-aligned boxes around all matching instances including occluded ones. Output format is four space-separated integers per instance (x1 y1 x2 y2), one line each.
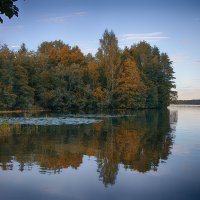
169 104 200 107
174 100 200 105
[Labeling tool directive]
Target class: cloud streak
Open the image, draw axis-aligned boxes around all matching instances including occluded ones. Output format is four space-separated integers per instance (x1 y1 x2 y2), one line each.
170 54 189 63
121 32 169 42
41 11 87 24
82 47 97 55
10 45 20 48
0 25 24 31
73 12 87 17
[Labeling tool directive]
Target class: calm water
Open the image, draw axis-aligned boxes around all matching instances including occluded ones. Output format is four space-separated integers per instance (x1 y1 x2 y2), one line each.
0 106 200 200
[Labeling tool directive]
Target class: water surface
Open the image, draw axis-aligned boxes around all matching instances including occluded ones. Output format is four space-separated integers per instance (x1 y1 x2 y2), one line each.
0 106 199 200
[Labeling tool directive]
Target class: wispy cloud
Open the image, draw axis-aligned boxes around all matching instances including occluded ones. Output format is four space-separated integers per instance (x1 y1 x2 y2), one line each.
120 32 169 42
170 54 189 63
43 16 66 23
10 45 20 48
82 47 97 55
75 40 98 55
73 12 87 17
195 60 200 63
0 25 24 31
178 88 200 99
41 11 87 24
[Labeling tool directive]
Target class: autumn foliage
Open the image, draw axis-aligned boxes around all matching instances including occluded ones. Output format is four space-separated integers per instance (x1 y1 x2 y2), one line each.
0 30 176 111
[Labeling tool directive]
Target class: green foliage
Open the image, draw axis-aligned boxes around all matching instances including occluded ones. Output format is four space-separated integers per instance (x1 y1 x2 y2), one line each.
0 0 19 23
0 45 16 109
96 29 121 107
0 30 176 111
13 65 34 109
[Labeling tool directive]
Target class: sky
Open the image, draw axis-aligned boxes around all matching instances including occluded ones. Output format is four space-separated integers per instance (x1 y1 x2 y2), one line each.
0 0 200 100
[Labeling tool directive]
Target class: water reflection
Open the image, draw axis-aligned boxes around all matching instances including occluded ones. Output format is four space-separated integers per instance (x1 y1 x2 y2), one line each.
0 110 177 187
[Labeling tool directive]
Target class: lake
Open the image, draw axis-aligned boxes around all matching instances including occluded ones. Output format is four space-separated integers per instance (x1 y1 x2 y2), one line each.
0 106 200 200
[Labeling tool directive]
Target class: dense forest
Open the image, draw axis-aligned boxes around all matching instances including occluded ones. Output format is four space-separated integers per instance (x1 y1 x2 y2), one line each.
0 30 177 111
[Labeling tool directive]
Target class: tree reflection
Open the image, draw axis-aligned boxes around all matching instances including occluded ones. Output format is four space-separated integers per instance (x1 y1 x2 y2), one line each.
0 109 177 187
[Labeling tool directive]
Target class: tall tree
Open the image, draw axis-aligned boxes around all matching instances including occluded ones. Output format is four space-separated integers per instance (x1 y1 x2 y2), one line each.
13 64 34 109
158 53 176 107
96 29 121 107
0 45 16 109
114 58 146 108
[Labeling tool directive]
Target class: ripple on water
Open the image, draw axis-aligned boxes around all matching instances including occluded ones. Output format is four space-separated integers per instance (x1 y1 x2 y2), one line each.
0 117 102 125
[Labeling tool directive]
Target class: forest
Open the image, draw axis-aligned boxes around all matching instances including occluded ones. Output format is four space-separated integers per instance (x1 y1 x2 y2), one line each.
0 30 177 111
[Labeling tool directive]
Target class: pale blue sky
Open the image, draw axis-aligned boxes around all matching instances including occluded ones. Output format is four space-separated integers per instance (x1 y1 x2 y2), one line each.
0 0 200 99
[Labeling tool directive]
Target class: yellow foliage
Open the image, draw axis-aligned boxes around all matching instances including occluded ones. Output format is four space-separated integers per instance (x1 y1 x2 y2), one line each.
116 58 144 95
92 87 106 100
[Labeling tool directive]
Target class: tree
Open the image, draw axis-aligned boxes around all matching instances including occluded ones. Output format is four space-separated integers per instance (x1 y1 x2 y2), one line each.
0 0 19 23
114 58 146 108
13 64 34 109
96 29 121 107
128 42 176 108
0 45 16 109
158 53 176 107
128 42 158 108
130 41 152 69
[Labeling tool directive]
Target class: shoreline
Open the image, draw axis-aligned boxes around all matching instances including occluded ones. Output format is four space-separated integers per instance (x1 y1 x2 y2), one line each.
1 105 199 114
0 109 49 114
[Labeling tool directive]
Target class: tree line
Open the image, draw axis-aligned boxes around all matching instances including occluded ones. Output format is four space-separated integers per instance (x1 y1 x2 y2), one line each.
175 100 200 105
0 30 177 111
